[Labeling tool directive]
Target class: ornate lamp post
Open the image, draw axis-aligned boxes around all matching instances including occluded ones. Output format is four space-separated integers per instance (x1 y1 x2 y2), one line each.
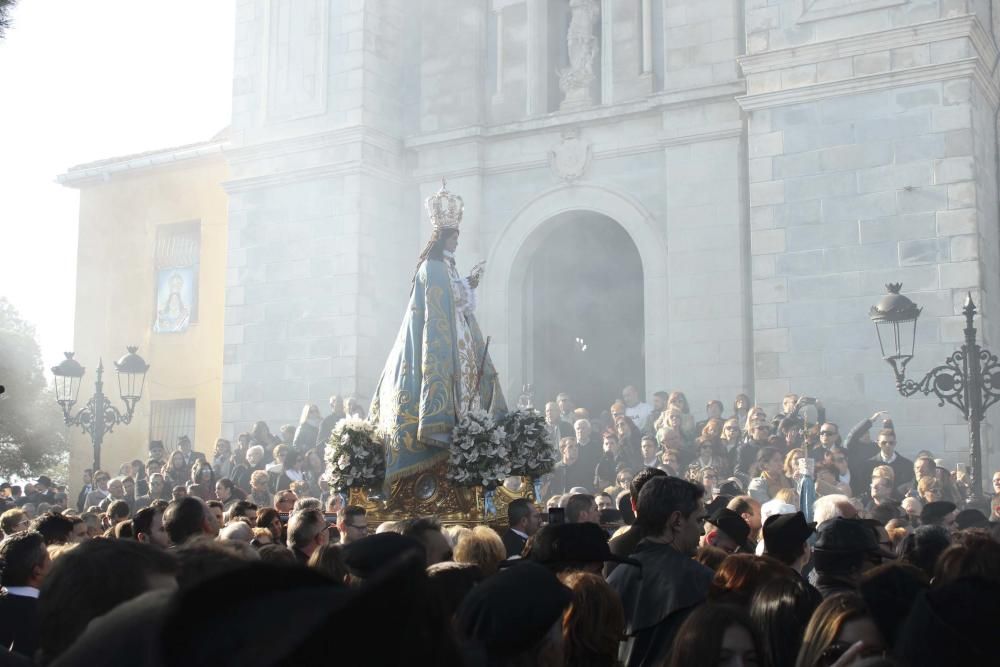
51 347 149 472
869 284 1000 502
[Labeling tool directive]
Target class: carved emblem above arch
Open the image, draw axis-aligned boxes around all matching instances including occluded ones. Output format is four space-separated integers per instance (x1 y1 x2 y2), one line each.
549 129 591 182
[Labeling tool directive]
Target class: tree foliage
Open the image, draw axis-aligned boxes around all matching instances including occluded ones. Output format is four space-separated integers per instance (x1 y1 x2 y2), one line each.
0 298 67 479
0 0 17 40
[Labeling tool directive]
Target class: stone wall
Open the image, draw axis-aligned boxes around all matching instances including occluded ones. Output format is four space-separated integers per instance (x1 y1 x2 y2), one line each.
741 0 1000 463
221 0 409 437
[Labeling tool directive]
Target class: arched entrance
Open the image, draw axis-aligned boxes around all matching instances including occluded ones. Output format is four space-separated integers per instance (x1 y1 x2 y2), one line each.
522 212 644 414
480 183 668 411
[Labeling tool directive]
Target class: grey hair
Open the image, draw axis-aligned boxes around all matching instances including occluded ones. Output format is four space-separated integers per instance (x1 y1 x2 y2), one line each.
292 497 322 513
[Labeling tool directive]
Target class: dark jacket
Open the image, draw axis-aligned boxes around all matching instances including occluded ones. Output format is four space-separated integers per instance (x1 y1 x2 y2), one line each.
501 528 527 559
595 450 632 491
608 540 713 667
546 421 574 445
735 440 762 476
844 417 877 483
576 438 603 482
549 459 593 495
231 463 252 494
0 593 39 659
76 485 92 512
868 452 915 487
605 524 642 578
815 573 858 599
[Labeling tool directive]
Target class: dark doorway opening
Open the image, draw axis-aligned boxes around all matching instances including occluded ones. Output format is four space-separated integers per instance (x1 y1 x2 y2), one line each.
523 212 644 416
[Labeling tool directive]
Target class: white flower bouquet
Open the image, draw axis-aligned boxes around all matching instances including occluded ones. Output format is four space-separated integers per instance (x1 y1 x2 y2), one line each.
324 417 386 492
447 408 511 489
503 409 556 478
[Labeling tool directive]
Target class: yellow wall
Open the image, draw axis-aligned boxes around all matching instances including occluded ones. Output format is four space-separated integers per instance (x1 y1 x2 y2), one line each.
68 156 228 488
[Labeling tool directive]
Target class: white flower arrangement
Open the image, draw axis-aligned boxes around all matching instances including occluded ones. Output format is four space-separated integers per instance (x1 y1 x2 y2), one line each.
324 417 386 492
447 408 511 488
503 409 557 478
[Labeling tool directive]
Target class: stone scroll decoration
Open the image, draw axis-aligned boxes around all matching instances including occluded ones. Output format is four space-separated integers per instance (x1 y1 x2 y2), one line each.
559 0 600 110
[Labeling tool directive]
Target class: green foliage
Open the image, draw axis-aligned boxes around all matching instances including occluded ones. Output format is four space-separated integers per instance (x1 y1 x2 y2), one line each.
0 298 68 479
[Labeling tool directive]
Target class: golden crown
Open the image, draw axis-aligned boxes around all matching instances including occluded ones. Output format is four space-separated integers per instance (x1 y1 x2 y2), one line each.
424 179 463 230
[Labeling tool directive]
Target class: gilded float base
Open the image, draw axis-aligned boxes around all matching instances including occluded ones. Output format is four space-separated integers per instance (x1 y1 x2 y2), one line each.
347 461 538 528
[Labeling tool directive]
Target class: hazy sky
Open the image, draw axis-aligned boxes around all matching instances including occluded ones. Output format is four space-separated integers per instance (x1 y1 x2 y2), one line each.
0 0 234 367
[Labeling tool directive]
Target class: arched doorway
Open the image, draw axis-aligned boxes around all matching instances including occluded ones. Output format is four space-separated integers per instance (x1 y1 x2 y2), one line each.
521 212 644 415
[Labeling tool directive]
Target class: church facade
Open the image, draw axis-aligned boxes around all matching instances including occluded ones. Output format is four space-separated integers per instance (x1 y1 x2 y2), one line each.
63 0 1000 470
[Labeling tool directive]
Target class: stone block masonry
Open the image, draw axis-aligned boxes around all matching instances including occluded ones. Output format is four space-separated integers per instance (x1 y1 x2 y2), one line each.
740 4 1000 464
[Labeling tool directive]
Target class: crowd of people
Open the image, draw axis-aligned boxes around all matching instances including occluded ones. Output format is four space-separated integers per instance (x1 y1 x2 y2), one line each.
1 388 999 666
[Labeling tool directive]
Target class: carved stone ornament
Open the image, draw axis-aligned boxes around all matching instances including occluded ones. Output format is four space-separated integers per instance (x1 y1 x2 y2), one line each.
559 0 600 110
549 129 591 182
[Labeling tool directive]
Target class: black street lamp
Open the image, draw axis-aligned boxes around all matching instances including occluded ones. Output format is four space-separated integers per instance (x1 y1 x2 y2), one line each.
51 347 149 472
869 284 1000 503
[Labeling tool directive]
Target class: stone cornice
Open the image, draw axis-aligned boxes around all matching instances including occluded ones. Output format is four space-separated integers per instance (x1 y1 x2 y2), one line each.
659 126 745 148
409 125 745 181
739 15 995 75
405 81 746 150
224 126 402 166
222 160 403 194
738 58 999 111
738 15 1000 111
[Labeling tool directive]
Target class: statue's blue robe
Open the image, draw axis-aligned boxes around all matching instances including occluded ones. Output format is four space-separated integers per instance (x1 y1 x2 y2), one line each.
370 258 506 483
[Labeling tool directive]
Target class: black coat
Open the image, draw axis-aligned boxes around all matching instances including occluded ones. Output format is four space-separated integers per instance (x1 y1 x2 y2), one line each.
501 529 527 559
0 593 39 659
549 459 593 495
608 540 713 667
594 451 625 491
605 524 642 578
576 439 603 482
76 485 92 512
868 452 915 487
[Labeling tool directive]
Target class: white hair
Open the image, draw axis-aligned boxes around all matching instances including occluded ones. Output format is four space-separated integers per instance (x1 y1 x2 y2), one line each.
813 494 851 525
219 522 253 542
760 500 797 523
375 520 403 534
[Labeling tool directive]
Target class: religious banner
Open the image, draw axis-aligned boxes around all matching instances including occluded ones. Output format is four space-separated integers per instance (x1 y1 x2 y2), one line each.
153 267 196 333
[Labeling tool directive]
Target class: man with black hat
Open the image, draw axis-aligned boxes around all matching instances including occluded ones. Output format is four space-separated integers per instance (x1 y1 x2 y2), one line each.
457 560 573 665
953 508 989 530
22 476 56 507
342 532 427 583
702 507 754 554
608 476 711 667
812 517 881 598
762 511 815 574
727 495 761 545
528 522 640 574
920 500 958 529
